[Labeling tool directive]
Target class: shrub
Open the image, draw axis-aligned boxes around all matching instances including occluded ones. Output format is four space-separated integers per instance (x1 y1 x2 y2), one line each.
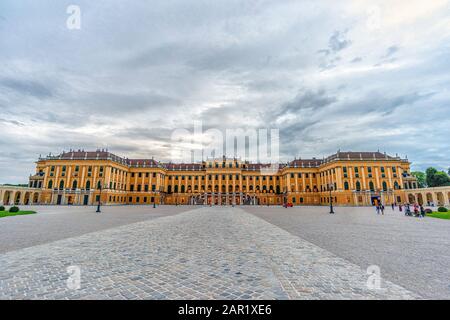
9 206 19 213
424 208 433 214
437 206 448 212
0 206 5 211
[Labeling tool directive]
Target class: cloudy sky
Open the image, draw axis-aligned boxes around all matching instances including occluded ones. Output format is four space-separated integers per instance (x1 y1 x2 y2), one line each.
1 0 450 183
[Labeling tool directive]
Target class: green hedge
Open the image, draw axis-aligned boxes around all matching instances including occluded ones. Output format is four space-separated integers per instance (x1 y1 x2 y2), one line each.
437 206 448 212
9 206 19 213
0 206 5 211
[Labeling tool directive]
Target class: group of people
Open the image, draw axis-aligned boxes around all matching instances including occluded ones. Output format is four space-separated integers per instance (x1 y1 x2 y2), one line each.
375 202 426 217
400 203 426 217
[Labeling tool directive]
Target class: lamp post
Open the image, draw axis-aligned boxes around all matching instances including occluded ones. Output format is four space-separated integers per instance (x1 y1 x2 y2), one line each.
329 183 335 214
96 183 102 213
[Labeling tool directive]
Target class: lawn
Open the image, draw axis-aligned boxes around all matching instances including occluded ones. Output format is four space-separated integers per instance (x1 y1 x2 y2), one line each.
0 211 37 218
427 211 450 220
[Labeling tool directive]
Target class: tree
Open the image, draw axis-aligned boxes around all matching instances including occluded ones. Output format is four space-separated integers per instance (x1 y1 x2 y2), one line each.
411 171 426 188
425 167 437 187
426 167 450 187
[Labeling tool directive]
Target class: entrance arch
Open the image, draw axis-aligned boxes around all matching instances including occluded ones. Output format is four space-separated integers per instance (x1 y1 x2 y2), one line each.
3 191 11 205
408 194 416 204
24 192 31 205
14 192 22 205
436 192 444 206
426 193 433 205
33 192 40 204
416 193 424 205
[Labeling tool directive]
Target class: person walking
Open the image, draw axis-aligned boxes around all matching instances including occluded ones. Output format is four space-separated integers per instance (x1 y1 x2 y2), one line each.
380 204 385 215
405 204 411 216
376 205 380 214
391 203 395 210
399 204 403 212
414 204 419 217
420 205 426 218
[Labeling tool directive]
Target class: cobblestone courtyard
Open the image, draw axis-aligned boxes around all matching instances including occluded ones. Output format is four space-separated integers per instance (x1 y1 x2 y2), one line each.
0 205 447 299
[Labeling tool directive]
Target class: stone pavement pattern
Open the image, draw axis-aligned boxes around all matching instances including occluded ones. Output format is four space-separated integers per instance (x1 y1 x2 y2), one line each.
0 205 190 253
0 207 417 300
243 206 450 299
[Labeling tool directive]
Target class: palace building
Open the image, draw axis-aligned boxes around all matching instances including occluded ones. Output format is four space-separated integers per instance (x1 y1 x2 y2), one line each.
21 149 419 206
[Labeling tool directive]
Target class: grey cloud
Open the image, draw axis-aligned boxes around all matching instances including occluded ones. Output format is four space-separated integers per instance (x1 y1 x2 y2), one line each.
384 46 399 58
328 30 351 53
273 89 337 120
0 77 53 98
0 117 24 126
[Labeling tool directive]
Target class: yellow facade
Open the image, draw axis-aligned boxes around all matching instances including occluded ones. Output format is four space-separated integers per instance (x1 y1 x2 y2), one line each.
25 150 418 206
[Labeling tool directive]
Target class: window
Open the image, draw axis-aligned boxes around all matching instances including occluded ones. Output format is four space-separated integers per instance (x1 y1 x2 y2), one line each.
75 166 79 172
130 185 134 191
48 180 53 189
382 181 388 191
369 181 375 191
344 181 349 190
356 181 361 191
86 180 90 190
72 180 77 189
59 180 65 190
145 185 149 192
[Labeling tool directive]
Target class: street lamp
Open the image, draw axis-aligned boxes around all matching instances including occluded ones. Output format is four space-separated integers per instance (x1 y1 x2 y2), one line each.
96 181 104 213
329 183 335 214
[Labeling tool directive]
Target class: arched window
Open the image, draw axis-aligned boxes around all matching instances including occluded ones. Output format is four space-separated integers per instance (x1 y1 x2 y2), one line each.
394 181 399 190
167 185 172 193
59 180 65 190
181 185 185 193
369 181 375 191
72 180 78 190
174 185 179 193
382 181 388 191
86 180 91 190
356 181 361 191
97 181 101 189
344 181 349 190
48 180 53 189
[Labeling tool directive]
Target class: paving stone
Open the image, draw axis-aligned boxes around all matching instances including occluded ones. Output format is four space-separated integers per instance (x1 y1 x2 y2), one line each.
0 207 419 299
